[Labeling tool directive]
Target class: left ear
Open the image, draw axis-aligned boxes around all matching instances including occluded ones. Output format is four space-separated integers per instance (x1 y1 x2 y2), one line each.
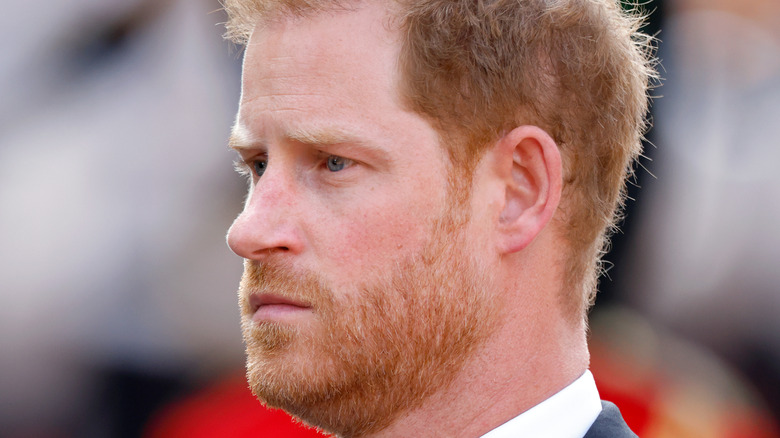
491 125 562 254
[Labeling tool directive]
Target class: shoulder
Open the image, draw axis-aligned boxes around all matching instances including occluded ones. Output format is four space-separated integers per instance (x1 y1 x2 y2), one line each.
583 401 638 438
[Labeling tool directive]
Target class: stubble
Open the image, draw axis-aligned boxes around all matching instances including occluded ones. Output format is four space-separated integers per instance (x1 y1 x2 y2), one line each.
239 208 497 437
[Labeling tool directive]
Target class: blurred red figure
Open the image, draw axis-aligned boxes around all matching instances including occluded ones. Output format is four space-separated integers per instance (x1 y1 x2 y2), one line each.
146 374 328 438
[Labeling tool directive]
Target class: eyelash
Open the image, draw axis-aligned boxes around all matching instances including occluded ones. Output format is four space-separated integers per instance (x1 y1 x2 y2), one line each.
232 154 354 179
233 160 252 178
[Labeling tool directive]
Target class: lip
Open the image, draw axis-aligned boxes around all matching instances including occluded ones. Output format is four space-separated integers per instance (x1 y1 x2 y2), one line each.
249 294 312 323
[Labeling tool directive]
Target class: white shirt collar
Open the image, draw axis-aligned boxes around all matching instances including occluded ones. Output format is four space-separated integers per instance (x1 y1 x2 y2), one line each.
480 370 602 438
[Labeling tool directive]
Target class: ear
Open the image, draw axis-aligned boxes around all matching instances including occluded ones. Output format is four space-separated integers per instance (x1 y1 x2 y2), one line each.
492 125 562 254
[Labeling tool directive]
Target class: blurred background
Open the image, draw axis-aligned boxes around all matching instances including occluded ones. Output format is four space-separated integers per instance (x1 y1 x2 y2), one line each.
0 0 245 436
0 0 778 437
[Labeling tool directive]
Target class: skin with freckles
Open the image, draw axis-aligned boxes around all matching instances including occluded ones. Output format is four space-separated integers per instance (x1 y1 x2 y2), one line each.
227 3 588 437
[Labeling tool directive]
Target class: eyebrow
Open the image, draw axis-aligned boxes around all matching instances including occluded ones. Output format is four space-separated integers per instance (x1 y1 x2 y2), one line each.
286 126 364 146
229 124 388 163
228 123 258 151
229 124 364 150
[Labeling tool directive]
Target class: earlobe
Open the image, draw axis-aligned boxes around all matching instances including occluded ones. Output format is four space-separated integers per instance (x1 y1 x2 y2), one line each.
494 126 562 254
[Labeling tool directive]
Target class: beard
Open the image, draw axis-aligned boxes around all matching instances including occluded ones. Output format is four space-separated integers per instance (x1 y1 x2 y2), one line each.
238 206 497 438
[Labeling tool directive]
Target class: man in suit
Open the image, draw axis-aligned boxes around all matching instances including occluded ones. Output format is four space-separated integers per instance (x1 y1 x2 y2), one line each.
223 0 653 436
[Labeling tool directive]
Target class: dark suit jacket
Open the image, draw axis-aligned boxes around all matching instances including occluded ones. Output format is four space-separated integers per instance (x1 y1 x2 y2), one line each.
583 401 638 438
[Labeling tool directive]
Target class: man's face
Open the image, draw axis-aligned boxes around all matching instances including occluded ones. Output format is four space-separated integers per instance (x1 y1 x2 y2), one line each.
227 3 498 436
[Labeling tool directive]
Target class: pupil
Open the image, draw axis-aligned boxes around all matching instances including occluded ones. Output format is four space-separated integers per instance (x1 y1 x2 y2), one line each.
254 161 266 176
328 156 344 171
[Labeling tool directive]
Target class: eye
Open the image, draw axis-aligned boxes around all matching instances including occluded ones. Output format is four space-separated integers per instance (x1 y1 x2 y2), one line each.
326 155 352 172
253 159 268 177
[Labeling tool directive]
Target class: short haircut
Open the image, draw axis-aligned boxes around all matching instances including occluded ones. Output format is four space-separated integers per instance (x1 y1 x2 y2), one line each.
224 0 657 320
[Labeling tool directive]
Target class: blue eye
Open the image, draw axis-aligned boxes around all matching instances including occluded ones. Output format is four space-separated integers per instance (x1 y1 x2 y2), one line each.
253 159 267 177
326 155 351 172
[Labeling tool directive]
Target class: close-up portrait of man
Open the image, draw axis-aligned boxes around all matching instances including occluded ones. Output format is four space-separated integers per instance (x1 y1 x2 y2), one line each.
7 0 780 436
223 0 655 436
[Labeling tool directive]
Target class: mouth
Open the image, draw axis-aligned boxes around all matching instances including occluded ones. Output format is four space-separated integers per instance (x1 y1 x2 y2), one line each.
248 294 313 323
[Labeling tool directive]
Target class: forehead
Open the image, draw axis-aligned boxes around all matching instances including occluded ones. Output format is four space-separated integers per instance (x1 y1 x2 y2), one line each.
237 3 403 133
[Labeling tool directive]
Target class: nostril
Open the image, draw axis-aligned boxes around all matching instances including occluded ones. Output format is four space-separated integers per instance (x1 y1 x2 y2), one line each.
259 246 290 257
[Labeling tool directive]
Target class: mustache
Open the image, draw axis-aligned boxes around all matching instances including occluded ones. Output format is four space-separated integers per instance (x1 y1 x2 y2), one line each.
238 260 333 315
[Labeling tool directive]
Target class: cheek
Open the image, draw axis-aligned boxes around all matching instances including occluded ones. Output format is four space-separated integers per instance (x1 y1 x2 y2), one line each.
313 185 441 280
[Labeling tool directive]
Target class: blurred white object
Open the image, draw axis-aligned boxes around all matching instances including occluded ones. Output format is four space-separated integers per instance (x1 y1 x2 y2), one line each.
0 0 243 430
622 6 780 359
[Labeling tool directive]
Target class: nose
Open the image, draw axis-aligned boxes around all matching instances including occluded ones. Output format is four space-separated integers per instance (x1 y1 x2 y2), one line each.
226 171 304 260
